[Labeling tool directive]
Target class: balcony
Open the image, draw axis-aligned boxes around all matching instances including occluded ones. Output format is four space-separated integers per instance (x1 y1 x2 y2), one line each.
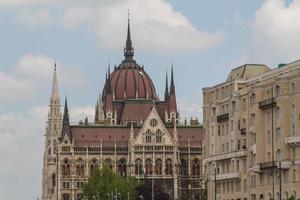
240 128 246 135
259 98 276 110
203 149 247 163
285 136 300 146
259 161 277 169
214 172 240 181
217 113 229 122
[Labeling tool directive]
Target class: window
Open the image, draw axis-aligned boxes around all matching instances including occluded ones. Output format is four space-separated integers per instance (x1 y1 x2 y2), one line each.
276 128 281 142
63 182 70 189
62 159 70 176
90 159 98 174
156 129 162 143
76 193 83 200
118 158 127 177
251 114 255 126
52 173 56 187
155 159 162 175
77 182 84 188
145 159 152 175
165 159 173 175
243 179 247 192
135 159 143 176
104 158 112 169
192 158 200 176
250 93 256 105
291 83 295 94
180 159 188 176
62 193 70 200
146 129 151 143
275 85 281 97
275 107 280 120
267 131 271 145
76 159 85 177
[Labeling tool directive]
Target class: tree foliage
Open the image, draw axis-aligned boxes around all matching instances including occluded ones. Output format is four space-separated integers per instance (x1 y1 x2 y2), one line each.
82 166 139 200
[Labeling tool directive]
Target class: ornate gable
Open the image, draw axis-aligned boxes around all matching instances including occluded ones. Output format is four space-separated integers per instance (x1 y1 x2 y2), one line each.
134 107 174 145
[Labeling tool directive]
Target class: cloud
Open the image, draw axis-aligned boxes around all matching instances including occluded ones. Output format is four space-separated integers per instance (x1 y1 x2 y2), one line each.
70 105 94 123
7 0 223 51
61 0 223 51
177 98 202 123
16 9 54 28
253 0 300 63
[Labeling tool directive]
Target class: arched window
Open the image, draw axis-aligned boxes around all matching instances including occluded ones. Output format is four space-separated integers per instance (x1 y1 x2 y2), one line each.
90 159 98 174
275 85 280 97
165 158 173 175
156 129 162 143
275 106 280 120
76 158 85 177
62 159 70 176
291 83 295 94
155 159 162 175
135 159 143 176
250 93 256 105
52 173 56 187
104 158 113 169
145 159 152 175
192 158 201 176
76 193 82 200
118 158 127 177
276 149 281 161
146 129 152 143
62 193 70 200
181 159 188 176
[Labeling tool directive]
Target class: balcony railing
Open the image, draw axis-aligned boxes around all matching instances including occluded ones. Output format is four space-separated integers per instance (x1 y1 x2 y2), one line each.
217 113 229 122
259 161 277 169
213 172 240 181
285 136 300 146
259 98 276 109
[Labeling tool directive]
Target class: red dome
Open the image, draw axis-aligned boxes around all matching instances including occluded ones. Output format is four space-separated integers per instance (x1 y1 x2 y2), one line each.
108 60 156 100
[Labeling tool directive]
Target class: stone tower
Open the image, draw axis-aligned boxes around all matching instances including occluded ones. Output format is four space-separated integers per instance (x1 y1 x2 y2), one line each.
41 64 62 200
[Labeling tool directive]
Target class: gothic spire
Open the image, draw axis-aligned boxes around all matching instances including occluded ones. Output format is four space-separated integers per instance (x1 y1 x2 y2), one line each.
62 97 70 126
51 63 59 101
164 70 169 100
124 12 134 61
106 63 112 94
170 64 175 94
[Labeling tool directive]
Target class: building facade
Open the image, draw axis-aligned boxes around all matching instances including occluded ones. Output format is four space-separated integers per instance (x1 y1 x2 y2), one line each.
41 20 204 200
203 62 300 200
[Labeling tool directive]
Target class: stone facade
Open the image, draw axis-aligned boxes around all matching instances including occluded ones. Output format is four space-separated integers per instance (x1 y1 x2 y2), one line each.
41 20 204 200
203 62 300 200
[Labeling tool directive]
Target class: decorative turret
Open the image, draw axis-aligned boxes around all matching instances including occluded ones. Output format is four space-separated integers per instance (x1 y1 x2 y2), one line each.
170 65 175 95
164 71 169 101
61 97 71 141
124 15 134 61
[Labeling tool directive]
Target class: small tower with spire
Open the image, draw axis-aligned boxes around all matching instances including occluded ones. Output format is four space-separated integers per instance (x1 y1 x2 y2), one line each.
41 63 62 200
124 11 134 61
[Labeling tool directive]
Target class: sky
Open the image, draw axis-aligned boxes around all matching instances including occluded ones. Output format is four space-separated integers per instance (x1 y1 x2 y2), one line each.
1 0 300 199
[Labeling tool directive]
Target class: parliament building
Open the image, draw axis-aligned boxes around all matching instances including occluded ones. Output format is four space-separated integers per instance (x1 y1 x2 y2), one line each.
41 20 204 200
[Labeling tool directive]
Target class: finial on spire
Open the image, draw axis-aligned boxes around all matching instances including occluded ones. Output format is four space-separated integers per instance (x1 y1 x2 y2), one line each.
124 11 134 61
51 62 59 102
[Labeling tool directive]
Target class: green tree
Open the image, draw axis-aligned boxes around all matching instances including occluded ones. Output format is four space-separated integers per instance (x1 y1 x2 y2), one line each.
82 165 139 200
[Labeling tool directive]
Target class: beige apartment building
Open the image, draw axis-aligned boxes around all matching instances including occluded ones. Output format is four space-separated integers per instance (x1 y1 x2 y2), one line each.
203 60 300 200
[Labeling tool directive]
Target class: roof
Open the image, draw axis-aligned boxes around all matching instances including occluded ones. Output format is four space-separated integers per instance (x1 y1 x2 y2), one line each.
71 125 203 147
226 64 270 82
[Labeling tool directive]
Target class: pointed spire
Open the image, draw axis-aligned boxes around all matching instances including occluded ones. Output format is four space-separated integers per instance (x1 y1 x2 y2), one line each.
164 69 169 100
170 64 175 94
51 62 60 101
95 100 99 123
62 97 70 126
124 10 134 61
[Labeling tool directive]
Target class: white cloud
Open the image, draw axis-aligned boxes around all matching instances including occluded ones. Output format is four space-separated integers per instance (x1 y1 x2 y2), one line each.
16 9 54 28
61 0 223 51
253 0 300 63
7 0 223 51
177 98 202 124
70 105 94 123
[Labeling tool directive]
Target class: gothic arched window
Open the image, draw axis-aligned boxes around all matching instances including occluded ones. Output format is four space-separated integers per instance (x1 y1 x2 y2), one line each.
156 129 162 143
76 158 85 177
165 158 173 175
52 173 56 187
146 129 152 143
180 159 188 176
118 158 127 177
145 159 152 175
135 158 143 176
250 93 256 105
90 159 98 174
275 85 281 97
192 158 201 176
62 193 70 200
62 159 70 176
104 158 113 169
155 159 162 175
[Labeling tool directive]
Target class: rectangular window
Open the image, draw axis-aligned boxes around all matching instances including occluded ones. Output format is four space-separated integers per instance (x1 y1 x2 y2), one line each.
63 182 70 189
